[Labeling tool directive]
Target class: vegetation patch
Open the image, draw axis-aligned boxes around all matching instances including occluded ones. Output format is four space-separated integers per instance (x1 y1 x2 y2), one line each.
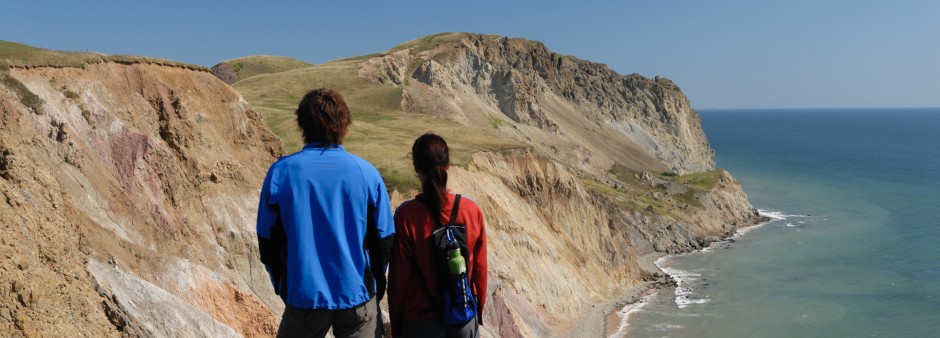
489 116 506 129
1 73 43 111
679 170 723 192
388 32 463 55
218 55 314 84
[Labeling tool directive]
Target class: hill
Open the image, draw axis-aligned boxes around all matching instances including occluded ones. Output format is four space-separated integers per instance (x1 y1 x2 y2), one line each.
210 55 314 84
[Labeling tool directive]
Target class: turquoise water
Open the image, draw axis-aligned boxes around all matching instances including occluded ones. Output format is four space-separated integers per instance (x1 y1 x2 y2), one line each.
624 108 940 337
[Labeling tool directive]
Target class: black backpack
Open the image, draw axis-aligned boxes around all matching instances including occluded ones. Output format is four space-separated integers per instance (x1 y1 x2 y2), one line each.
420 194 479 325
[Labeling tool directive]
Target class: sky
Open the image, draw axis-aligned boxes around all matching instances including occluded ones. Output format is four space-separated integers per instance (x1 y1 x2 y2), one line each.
2 1 937 109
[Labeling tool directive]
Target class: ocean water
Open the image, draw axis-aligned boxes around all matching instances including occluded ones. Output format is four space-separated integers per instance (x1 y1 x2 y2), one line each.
622 108 940 337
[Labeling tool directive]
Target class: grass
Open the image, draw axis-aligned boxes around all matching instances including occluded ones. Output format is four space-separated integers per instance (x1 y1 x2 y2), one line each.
233 57 525 193
1 40 205 70
679 170 723 192
217 55 313 84
489 116 506 129
583 165 726 218
388 32 464 55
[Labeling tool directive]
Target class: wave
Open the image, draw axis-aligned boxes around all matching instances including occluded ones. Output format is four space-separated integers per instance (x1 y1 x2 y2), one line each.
652 323 685 331
659 266 710 309
757 209 807 220
608 291 658 338
734 208 807 237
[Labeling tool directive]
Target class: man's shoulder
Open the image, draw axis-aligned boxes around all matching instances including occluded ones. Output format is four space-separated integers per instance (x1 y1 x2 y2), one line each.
346 152 380 171
268 149 309 167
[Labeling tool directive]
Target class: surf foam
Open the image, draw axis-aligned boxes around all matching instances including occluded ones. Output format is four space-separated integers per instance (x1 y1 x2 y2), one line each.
608 292 658 338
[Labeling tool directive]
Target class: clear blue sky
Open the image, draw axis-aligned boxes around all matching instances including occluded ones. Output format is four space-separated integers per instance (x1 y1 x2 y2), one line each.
2 1 937 109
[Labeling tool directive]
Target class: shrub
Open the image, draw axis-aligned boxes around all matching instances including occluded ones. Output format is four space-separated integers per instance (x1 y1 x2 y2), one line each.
489 116 506 129
2 75 43 112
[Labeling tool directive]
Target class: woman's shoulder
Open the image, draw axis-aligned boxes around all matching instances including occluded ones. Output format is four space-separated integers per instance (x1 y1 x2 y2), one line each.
454 193 482 214
394 199 425 217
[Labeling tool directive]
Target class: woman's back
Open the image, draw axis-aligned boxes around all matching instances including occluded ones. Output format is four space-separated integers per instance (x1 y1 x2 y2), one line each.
388 133 487 338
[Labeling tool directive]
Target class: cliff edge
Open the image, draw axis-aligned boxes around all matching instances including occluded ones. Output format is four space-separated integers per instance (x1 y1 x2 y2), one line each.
1 53 283 337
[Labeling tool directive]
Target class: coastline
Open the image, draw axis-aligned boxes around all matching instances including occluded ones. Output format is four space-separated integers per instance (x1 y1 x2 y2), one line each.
591 214 774 338
566 253 668 338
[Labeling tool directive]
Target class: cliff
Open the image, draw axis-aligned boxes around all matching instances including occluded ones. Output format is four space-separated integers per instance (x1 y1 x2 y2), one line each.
1 56 284 336
365 33 714 175
230 33 763 337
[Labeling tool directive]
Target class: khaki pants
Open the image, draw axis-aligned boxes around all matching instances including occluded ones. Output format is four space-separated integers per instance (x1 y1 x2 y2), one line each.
277 298 381 338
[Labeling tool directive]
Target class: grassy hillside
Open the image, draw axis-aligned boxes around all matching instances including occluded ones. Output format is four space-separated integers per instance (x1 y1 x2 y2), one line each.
232 58 526 192
212 55 313 84
0 40 204 70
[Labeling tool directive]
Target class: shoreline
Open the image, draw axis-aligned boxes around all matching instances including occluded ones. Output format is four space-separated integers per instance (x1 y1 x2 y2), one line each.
590 214 775 338
566 253 670 338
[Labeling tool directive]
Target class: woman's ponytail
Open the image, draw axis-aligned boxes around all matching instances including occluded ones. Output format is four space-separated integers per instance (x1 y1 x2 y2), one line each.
412 134 450 219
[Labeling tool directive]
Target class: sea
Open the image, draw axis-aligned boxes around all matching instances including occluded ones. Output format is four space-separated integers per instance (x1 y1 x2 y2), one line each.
616 108 940 338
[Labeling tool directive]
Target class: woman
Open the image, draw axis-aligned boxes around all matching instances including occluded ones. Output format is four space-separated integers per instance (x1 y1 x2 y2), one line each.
388 133 488 338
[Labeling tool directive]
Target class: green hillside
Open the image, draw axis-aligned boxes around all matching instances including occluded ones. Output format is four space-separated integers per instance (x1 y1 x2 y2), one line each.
231 57 525 192
211 55 314 84
0 40 204 70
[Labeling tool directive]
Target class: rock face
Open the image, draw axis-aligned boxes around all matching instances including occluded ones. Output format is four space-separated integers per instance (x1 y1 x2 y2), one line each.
0 62 282 337
365 33 714 175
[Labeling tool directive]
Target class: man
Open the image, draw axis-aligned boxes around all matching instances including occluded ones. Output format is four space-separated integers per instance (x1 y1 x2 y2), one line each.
257 88 395 338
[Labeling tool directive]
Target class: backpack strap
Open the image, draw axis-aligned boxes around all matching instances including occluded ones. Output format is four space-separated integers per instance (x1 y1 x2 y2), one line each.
447 194 462 226
418 194 462 228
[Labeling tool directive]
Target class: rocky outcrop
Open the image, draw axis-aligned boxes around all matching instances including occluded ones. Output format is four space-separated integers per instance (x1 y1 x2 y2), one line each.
0 62 282 337
364 33 714 175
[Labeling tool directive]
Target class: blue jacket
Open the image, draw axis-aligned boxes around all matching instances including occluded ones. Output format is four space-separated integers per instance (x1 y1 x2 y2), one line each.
257 143 395 309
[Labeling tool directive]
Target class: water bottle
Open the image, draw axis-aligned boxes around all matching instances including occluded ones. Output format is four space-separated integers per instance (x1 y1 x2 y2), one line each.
447 249 466 275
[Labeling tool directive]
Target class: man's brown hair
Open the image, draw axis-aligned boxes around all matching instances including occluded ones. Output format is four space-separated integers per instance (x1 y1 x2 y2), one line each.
295 88 352 145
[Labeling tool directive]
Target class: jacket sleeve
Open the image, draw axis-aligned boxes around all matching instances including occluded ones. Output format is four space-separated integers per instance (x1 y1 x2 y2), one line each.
367 174 396 300
256 165 286 298
470 207 488 325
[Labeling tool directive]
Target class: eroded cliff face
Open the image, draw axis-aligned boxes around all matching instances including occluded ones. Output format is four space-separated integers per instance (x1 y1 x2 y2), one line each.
355 33 758 337
390 151 760 337
0 63 283 337
363 33 714 175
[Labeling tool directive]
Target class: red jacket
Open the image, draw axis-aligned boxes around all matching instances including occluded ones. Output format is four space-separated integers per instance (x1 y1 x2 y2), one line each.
388 192 487 337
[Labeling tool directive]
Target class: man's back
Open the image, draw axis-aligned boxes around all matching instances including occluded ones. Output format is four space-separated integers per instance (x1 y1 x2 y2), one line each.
258 143 394 309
